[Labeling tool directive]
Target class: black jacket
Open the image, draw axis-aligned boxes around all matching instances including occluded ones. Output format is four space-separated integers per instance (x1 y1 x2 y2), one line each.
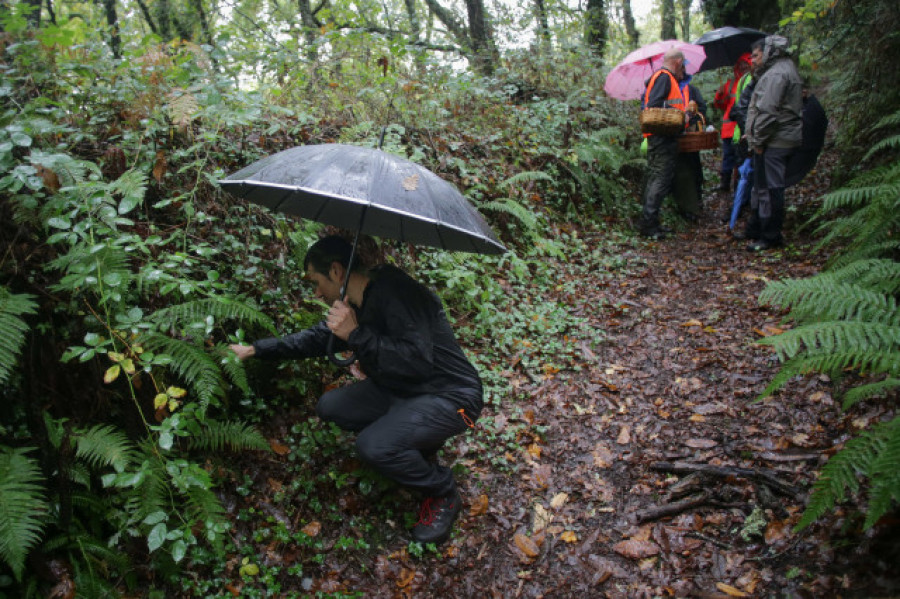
253 265 483 403
731 77 756 134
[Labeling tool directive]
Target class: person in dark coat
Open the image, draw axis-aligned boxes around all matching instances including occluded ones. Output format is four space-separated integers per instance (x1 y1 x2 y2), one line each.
785 86 828 187
229 235 483 545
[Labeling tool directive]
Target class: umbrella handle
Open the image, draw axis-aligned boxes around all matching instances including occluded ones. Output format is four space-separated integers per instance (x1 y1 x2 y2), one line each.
326 334 357 367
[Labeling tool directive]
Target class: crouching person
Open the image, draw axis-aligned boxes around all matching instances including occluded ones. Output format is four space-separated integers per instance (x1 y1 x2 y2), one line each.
229 235 483 544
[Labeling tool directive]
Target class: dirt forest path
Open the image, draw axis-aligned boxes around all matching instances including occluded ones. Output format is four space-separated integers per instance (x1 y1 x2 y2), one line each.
392 151 896 597
215 150 899 598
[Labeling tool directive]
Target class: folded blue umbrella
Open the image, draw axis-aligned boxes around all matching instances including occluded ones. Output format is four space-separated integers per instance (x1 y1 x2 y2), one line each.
729 158 754 230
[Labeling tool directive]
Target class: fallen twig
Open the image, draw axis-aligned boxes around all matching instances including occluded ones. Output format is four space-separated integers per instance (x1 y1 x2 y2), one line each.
650 461 802 499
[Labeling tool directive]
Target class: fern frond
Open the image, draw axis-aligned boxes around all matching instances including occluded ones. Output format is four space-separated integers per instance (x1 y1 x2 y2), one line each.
863 134 900 162
149 297 275 335
797 417 900 530
759 278 900 326
138 333 225 404
0 447 49 581
840 378 900 409
0 288 37 386
826 259 900 294
478 198 540 232
865 419 900 528
214 344 250 394
758 349 900 397
189 420 269 453
758 321 900 361
74 424 138 474
498 170 554 189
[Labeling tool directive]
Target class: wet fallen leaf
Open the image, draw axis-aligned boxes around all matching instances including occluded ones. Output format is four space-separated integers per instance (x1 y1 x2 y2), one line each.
513 533 540 558
269 440 291 455
301 521 321 537
682 319 703 327
527 443 542 459
689 414 706 422
613 539 660 559
716 582 749 597
685 438 718 449
617 425 631 444
469 494 489 517
533 503 553 533
593 443 615 468
396 568 416 588
560 530 578 543
550 492 569 509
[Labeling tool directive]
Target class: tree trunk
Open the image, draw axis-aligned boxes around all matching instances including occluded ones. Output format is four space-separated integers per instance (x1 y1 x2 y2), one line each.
585 0 607 58
622 0 639 49
191 0 214 48
534 0 551 54
101 0 121 58
678 0 691 40
660 0 676 40
464 0 497 75
298 0 319 62
22 0 42 27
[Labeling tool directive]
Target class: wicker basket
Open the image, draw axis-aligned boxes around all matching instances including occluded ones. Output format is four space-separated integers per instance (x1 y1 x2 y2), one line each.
678 130 720 152
640 108 685 136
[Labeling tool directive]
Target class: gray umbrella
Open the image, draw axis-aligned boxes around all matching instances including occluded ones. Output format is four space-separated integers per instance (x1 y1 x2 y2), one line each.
219 143 506 255
694 26 767 72
219 142 506 365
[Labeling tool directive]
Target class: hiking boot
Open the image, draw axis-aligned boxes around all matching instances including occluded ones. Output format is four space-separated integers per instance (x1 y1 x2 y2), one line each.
746 239 783 252
412 488 462 545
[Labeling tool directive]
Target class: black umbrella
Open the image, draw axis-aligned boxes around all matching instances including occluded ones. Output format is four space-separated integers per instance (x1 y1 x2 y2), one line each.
219 141 506 364
694 26 767 72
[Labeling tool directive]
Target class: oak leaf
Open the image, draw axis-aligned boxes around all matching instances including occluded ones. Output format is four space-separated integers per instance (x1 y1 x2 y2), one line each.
612 539 660 559
513 533 540 558
716 582 749 597
468 494 489 517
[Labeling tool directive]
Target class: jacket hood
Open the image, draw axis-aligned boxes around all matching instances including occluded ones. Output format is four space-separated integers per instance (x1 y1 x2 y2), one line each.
734 53 751 76
760 36 791 72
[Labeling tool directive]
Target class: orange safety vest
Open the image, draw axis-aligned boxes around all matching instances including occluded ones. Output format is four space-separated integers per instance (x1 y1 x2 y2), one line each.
642 69 688 138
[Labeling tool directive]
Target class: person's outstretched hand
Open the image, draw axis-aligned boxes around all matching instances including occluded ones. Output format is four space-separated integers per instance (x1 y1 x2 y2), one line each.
229 344 256 361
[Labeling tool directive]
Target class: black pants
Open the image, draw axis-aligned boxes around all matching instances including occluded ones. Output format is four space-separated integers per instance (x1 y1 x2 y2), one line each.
316 379 481 497
640 136 679 233
745 147 791 243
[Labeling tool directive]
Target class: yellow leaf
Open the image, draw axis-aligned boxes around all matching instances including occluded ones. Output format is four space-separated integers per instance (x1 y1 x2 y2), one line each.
533 503 553 534
108 351 125 362
167 386 187 398
716 582 749 597
689 414 706 422
681 319 703 327
527 443 542 459
104 364 121 384
239 562 259 577
168 399 180 412
560 530 578 543
121 359 136 375
153 393 168 409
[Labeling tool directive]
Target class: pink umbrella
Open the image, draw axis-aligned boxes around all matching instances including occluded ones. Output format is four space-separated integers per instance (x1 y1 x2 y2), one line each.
604 40 706 101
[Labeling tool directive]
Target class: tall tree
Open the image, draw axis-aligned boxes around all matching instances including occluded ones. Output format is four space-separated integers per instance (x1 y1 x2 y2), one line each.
677 0 690 40
660 0 676 39
699 0 791 31
622 0 639 49
422 0 498 75
533 0 551 54
585 0 608 57
100 0 121 58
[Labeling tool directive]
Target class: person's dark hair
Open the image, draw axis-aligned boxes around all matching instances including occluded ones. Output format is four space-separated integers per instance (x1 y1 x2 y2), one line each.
751 39 765 53
303 235 363 275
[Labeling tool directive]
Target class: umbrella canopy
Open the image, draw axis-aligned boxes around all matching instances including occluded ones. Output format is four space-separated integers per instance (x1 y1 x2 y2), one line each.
694 26 767 72
219 144 506 255
604 40 706 101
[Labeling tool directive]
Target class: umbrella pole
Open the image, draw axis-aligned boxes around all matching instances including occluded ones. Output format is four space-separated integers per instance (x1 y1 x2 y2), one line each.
328 206 369 367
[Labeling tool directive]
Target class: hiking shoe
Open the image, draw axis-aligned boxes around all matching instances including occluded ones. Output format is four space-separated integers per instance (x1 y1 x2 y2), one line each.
746 239 782 252
412 488 462 545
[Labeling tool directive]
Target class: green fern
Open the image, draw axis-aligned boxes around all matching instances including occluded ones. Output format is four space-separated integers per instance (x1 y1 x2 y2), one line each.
797 417 900 530
149 297 275 335
138 332 226 403
0 288 37 386
759 278 900 326
74 424 139 474
0 447 49 581
188 419 270 453
479 198 541 233
497 170 554 189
